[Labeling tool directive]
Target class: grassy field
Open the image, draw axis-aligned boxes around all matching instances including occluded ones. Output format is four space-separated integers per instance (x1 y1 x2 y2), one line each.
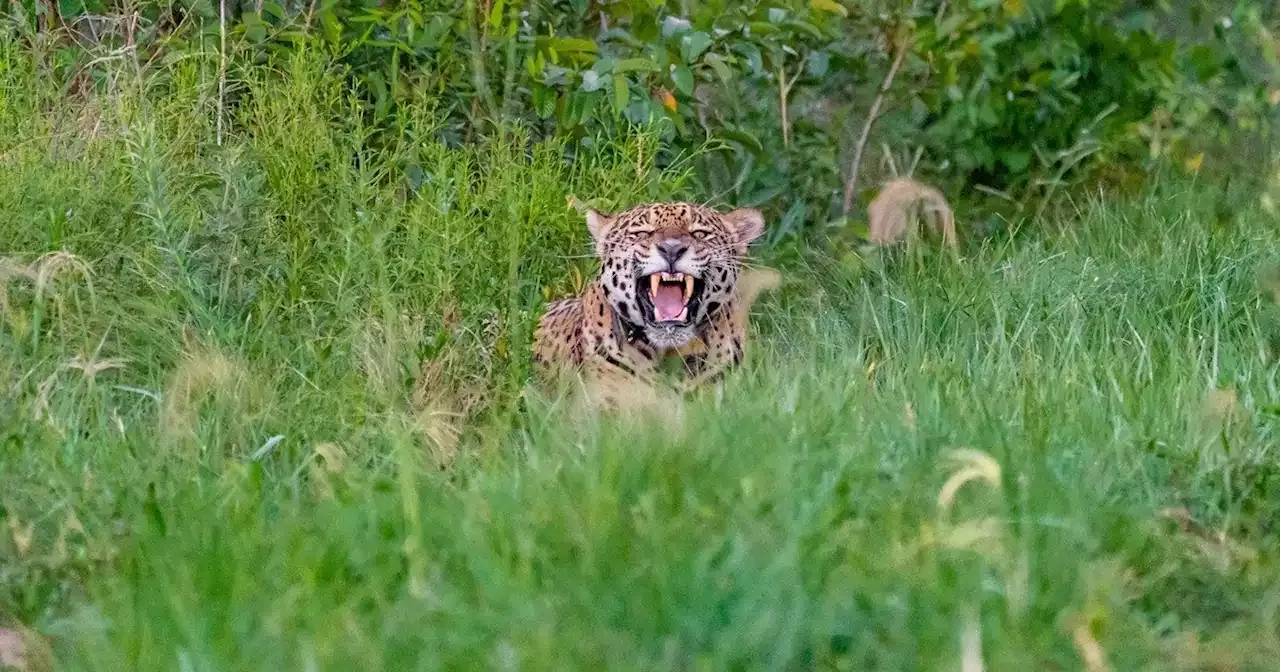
3 42 1280 671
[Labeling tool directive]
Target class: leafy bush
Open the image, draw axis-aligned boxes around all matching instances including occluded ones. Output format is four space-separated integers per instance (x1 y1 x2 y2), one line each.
4 0 1278 238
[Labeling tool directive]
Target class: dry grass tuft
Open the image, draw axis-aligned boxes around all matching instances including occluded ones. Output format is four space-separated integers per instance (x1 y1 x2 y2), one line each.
1199 386 1246 426
1158 507 1259 571
868 178 958 248
0 627 23 671
1070 618 1112 672
1162 622 1280 670
937 448 1003 520
0 624 49 672
309 442 349 497
735 266 782 312
1258 261 1280 305
6 516 34 557
159 336 250 443
356 313 425 400
959 604 984 672
31 251 95 305
410 356 467 468
894 449 1008 567
576 373 686 428
1062 560 1137 672
354 312 471 466
1194 386 1253 449
1 252 96 340
26 342 129 426
63 353 129 383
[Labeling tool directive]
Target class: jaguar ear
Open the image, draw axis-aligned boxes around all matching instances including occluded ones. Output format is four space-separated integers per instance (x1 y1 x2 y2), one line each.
722 208 765 246
586 209 614 242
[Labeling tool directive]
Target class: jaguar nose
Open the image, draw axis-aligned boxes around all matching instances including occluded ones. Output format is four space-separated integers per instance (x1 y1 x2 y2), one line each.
657 238 687 265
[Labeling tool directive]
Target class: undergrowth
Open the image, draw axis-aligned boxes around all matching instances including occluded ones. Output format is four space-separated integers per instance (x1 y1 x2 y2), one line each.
2 36 1279 671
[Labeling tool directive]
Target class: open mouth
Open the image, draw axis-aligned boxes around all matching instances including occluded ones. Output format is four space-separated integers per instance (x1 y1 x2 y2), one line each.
641 272 700 323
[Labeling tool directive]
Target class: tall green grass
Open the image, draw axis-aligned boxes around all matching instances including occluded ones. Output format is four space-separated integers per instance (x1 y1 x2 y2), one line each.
2 35 1279 671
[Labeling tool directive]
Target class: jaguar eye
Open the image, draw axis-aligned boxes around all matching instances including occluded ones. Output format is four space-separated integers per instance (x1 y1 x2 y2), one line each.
691 230 709 240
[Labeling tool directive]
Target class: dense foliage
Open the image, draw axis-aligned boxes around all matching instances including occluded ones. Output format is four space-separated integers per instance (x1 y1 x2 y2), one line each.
7 0 1278 238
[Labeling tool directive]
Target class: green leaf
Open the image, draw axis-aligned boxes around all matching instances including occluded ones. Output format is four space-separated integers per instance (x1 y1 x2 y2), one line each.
669 105 689 136
720 129 764 157
568 90 597 127
261 1 285 19
662 15 693 37
831 216 870 239
809 0 848 17
783 20 824 39
775 199 808 241
526 51 545 77
487 0 505 28
681 31 713 63
320 11 343 45
608 28 645 49
144 483 167 536
580 70 604 92
612 74 629 116
737 42 764 75
1001 150 1031 172
365 70 387 107
704 53 734 83
543 37 599 54
806 50 830 77
533 85 556 119
416 15 451 49
615 58 661 73
671 62 694 95
592 55 616 75
740 180 786 207
978 103 998 125
242 14 267 42
937 13 965 39
1002 0 1025 17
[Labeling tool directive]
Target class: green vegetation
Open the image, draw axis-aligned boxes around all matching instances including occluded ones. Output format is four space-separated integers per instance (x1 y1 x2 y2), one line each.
4 3 1280 671
7 0 1278 232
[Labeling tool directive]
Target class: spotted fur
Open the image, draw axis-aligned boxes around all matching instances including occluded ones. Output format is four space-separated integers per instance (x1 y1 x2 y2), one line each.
533 201 768 401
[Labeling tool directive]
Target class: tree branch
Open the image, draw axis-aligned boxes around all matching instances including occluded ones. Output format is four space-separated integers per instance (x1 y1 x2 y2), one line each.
778 57 805 149
842 34 909 217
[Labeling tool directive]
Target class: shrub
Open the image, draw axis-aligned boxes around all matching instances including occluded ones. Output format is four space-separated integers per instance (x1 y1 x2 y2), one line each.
4 0 1277 238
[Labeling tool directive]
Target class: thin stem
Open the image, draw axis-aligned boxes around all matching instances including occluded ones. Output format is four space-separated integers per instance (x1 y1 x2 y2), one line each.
907 145 924 177
217 0 226 146
777 58 805 149
777 66 790 148
465 0 499 131
842 34 908 217
498 2 524 137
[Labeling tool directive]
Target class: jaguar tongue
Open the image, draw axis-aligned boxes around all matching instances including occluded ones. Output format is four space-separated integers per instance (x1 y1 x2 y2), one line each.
653 283 687 322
